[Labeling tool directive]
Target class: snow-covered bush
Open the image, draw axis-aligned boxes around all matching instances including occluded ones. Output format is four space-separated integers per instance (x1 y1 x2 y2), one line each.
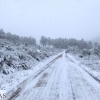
18 53 26 60
82 49 91 56
0 41 60 75
5 45 14 51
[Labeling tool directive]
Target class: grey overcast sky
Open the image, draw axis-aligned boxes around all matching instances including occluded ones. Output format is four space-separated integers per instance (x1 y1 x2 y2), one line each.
0 0 100 41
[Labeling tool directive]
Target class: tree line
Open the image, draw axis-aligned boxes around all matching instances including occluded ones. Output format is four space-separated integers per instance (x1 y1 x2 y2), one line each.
40 36 100 57
1 28 100 56
40 36 92 50
0 29 36 46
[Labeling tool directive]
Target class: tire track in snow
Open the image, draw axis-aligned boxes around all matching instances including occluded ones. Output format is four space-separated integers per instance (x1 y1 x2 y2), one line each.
8 52 100 100
67 54 100 83
32 58 63 100
66 56 100 100
47 62 62 100
29 59 61 100
7 54 62 100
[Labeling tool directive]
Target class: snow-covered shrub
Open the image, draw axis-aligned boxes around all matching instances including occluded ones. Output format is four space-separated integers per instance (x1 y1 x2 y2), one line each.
0 51 3 57
0 39 60 75
20 62 29 70
79 54 83 58
82 49 91 56
18 53 26 60
28 50 40 61
5 45 14 51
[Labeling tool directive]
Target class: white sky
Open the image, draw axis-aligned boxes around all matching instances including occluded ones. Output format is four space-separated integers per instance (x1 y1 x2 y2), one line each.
0 0 100 41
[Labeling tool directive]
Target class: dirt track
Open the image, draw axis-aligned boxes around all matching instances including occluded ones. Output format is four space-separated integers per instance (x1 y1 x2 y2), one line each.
7 53 100 100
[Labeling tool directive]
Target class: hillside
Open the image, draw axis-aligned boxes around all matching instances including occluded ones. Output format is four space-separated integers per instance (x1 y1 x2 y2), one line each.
0 39 61 75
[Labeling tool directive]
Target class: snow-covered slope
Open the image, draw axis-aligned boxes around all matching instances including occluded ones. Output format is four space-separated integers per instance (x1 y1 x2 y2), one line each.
0 39 61 75
0 52 62 95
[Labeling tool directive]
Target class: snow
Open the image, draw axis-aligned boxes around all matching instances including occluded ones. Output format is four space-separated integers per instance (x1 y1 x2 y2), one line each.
6 52 100 100
0 52 62 94
67 53 100 83
0 41 62 75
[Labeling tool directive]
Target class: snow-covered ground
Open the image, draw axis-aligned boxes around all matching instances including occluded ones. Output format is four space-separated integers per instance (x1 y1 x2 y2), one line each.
6 52 100 100
67 53 100 82
0 52 62 93
0 40 61 75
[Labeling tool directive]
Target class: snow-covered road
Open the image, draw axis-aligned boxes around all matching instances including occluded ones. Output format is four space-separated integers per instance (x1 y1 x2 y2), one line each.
8 53 100 100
